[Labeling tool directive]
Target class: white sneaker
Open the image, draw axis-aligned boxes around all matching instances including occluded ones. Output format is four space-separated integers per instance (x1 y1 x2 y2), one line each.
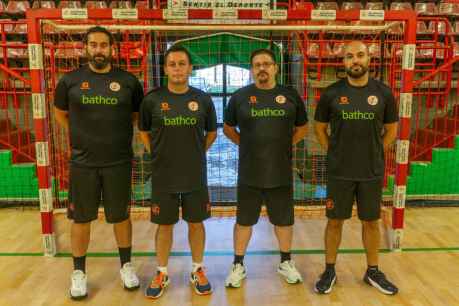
70 270 87 300
277 260 303 284
120 262 140 290
225 263 247 288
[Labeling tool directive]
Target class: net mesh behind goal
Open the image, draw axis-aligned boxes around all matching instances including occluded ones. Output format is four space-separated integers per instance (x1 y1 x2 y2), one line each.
40 19 405 219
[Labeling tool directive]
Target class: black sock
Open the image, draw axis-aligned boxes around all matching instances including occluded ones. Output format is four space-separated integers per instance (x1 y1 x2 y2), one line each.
119 247 132 267
325 263 335 272
233 254 244 265
368 265 378 271
280 251 291 263
73 255 86 273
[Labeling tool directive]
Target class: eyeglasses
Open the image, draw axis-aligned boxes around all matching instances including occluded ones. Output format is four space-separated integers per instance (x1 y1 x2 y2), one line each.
252 62 275 69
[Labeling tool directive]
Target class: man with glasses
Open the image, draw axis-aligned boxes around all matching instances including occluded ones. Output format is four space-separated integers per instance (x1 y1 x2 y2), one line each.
223 49 308 288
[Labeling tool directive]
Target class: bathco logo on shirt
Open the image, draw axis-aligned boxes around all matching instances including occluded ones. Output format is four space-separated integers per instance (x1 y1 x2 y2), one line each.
251 108 286 118
81 95 119 105
163 116 197 126
341 110 375 120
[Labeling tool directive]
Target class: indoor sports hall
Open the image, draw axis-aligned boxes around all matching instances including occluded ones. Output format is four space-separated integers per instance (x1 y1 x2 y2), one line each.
0 1 458 305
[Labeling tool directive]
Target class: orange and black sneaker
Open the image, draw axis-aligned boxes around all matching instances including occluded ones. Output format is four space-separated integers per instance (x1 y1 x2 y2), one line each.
190 267 212 295
145 270 170 299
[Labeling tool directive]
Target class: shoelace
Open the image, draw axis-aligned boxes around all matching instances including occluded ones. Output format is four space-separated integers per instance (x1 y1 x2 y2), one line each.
124 266 136 281
369 270 392 286
233 264 243 272
150 272 165 289
72 275 85 290
318 269 335 286
194 268 209 286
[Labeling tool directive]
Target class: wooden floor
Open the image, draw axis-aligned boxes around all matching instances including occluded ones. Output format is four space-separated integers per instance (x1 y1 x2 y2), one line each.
0 207 459 306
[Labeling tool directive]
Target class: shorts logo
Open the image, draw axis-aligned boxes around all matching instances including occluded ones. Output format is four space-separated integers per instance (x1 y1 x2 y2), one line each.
161 102 171 111
80 82 90 90
109 82 121 92
325 198 334 210
151 204 160 216
275 95 286 104
339 96 349 105
367 95 378 106
249 95 257 104
188 101 199 111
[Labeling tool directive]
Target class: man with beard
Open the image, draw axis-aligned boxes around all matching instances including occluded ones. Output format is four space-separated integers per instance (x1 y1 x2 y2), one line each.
314 41 399 295
54 26 144 300
223 49 308 288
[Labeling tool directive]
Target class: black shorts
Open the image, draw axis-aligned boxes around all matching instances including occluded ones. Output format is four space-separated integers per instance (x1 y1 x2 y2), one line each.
237 185 294 226
326 178 383 221
67 163 132 224
150 188 211 225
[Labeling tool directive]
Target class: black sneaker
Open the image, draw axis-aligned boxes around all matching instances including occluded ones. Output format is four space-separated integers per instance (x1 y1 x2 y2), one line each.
314 269 336 294
364 269 398 295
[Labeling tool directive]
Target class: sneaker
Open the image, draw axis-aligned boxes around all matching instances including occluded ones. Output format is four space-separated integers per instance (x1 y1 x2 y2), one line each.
145 271 170 299
225 263 247 288
70 270 87 300
277 260 303 284
364 268 399 295
190 267 212 295
120 262 140 290
314 269 336 294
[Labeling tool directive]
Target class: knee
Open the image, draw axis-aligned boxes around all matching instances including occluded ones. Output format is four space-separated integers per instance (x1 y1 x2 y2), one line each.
158 224 174 233
362 220 380 231
187 222 204 231
236 223 252 231
327 219 344 230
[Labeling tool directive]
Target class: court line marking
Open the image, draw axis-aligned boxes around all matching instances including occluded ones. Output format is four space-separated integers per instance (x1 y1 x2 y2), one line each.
1 247 459 257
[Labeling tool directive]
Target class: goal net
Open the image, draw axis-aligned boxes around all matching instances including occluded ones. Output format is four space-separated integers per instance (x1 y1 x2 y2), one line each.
24 6 417 254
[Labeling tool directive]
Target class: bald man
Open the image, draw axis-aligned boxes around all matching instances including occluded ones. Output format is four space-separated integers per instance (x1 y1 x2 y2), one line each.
313 41 399 295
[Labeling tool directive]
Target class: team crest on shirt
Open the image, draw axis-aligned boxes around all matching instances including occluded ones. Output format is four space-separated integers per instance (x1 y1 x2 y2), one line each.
188 101 199 111
109 81 121 92
325 198 334 210
80 81 90 90
367 95 378 106
249 95 257 104
339 96 349 105
275 95 286 104
161 102 171 111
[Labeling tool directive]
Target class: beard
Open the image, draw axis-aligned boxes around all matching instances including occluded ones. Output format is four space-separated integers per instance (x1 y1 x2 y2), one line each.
88 53 111 70
345 64 368 79
256 71 269 83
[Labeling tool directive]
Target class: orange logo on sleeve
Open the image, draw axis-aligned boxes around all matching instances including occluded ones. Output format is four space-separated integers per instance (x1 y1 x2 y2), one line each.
151 204 160 216
80 82 90 90
161 102 170 111
339 96 349 105
325 199 334 210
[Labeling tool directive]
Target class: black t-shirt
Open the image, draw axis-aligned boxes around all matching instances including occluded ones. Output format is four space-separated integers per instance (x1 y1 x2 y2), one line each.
314 78 398 181
139 86 217 193
54 65 144 167
224 84 308 188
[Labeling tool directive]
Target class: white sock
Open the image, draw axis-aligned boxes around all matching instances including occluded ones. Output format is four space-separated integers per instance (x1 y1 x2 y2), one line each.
192 262 203 273
157 266 168 275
